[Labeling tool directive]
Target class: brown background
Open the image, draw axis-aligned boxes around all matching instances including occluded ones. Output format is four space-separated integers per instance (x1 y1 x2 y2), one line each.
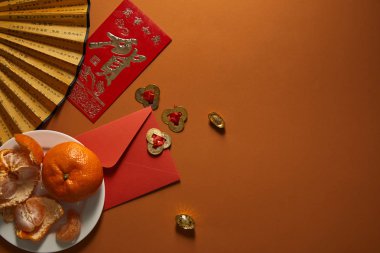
1 0 380 252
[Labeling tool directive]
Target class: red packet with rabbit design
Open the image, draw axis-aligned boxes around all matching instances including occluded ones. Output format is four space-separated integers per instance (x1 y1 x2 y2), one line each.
69 0 171 122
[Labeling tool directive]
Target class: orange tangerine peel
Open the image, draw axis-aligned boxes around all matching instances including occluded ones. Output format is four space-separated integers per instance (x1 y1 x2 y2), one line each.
14 134 44 166
0 149 12 173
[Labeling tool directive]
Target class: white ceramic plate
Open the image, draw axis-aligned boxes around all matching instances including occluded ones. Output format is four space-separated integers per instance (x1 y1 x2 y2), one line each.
0 130 105 252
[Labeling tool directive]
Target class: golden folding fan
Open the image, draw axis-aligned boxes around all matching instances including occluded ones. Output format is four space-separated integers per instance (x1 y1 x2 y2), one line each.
0 0 89 144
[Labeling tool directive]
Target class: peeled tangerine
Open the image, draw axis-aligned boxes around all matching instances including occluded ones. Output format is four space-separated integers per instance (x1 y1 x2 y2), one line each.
0 135 65 242
0 149 41 209
0 134 43 209
15 196 64 241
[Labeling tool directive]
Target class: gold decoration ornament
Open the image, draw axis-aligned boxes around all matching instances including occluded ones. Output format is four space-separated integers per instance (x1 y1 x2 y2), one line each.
161 106 188 133
175 214 195 230
208 112 225 129
0 0 89 144
135 84 160 110
146 128 171 156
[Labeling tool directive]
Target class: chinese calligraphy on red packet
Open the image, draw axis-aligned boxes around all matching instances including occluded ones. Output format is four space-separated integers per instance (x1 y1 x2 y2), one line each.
69 0 171 122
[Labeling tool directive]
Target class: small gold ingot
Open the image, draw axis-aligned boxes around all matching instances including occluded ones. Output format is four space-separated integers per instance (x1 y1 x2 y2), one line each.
208 112 225 129
175 214 195 230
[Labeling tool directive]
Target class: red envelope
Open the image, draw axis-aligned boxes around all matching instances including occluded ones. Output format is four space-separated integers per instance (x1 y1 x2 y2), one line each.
75 107 180 210
69 0 171 122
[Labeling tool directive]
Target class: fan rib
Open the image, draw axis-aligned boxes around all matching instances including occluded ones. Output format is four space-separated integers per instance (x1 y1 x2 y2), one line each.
0 88 36 133
0 71 50 126
0 56 62 111
0 43 75 94
0 33 81 73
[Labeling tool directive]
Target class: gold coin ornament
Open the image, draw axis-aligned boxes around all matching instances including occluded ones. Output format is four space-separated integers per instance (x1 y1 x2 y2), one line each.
208 112 225 129
161 106 188 133
135 84 160 110
175 214 195 230
146 128 171 155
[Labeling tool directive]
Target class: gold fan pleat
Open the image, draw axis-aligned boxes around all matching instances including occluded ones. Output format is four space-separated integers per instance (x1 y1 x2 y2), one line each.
0 5 88 26
0 56 63 109
0 0 89 144
0 0 88 11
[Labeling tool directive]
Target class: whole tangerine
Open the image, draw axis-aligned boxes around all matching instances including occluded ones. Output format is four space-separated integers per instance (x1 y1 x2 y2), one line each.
42 142 103 202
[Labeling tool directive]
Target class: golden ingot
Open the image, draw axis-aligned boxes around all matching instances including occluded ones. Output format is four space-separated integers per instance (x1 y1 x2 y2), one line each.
135 84 160 110
146 128 171 156
161 106 188 133
175 214 195 230
208 112 225 129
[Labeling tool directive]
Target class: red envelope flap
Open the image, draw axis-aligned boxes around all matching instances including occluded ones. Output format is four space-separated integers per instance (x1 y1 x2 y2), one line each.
76 107 152 168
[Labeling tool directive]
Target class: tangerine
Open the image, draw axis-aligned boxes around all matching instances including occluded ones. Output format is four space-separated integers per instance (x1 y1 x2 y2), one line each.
42 142 103 202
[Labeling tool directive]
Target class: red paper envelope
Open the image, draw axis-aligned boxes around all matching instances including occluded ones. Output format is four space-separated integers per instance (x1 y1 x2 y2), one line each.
75 107 180 210
69 0 171 122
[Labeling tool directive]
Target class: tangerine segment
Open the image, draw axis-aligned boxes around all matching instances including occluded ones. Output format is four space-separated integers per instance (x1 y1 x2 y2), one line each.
42 142 103 202
14 134 44 166
14 197 46 232
16 197 64 241
56 209 81 242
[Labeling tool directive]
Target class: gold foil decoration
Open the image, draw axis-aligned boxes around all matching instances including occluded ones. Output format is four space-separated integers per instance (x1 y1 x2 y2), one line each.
0 0 89 144
135 84 160 110
175 214 195 230
146 128 171 156
161 106 188 133
208 112 225 129
89 32 146 86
